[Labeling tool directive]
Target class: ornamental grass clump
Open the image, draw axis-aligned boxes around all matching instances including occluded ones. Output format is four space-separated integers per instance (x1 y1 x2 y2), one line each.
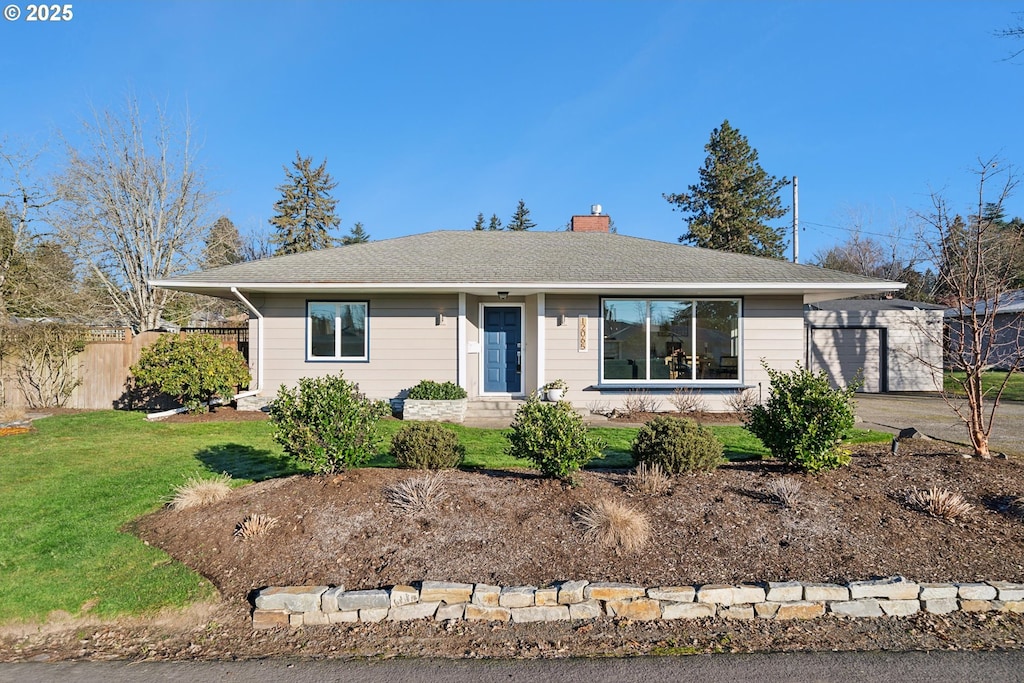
763 477 803 507
506 396 604 483
234 513 279 539
625 461 671 496
391 422 465 469
168 473 233 510
269 371 390 474
631 415 723 474
385 473 448 514
744 362 858 473
907 487 974 521
576 498 651 554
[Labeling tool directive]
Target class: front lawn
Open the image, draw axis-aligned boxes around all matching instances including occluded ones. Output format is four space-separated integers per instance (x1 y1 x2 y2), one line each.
0 411 888 622
944 370 1024 402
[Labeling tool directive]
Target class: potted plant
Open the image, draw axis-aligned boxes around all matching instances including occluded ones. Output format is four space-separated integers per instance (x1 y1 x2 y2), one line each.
542 379 568 402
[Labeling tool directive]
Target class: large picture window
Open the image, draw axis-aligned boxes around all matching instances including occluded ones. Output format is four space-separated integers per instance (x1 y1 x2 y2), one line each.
602 298 740 383
307 301 368 361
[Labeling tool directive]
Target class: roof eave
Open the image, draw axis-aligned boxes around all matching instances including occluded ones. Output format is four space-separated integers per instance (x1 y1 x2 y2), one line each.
151 279 905 301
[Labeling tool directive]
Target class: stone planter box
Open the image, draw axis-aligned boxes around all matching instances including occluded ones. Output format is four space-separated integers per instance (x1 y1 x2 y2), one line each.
401 398 468 423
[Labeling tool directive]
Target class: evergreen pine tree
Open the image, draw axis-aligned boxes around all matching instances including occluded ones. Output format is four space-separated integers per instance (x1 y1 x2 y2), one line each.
506 199 536 231
341 221 370 245
664 120 789 258
472 212 485 231
487 214 502 231
269 152 340 255
202 216 243 268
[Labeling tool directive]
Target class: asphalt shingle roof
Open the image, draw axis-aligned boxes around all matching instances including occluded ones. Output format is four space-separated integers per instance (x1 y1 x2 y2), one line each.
166 230 895 287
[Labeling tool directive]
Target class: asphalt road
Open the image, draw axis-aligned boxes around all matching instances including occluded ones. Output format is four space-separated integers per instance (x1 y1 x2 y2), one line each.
853 392 1024 456
4 651 1024 682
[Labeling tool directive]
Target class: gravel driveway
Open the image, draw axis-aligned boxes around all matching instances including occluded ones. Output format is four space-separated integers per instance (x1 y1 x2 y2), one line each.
854 393 1024 456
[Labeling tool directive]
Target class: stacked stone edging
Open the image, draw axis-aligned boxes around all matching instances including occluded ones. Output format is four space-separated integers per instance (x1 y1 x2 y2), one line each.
251 577 1024 629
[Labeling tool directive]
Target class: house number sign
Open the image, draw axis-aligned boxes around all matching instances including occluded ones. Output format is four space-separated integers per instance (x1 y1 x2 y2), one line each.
578 315 588 352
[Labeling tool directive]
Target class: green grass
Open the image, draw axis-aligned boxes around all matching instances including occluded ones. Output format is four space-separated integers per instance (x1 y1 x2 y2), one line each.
944 370 1024 402
0 410 890 622
0 411 296 622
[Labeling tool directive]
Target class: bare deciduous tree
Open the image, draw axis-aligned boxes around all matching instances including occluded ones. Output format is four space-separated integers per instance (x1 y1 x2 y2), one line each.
915 158 1024 458
56 99 211 331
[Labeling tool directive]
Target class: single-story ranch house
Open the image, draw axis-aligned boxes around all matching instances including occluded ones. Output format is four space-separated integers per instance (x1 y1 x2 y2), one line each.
153 211 904 413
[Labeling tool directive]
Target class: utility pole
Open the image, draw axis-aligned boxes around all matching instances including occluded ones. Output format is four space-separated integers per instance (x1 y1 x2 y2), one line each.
792 175 799 263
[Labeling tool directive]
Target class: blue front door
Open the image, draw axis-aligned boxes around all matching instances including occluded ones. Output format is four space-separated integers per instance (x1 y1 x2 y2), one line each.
483 307 521 393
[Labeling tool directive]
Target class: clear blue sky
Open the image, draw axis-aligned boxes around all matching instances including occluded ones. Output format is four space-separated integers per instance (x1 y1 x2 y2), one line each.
3 1 1022 264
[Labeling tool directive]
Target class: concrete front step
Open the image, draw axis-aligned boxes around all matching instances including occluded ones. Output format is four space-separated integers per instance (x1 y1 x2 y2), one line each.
463 400 526 419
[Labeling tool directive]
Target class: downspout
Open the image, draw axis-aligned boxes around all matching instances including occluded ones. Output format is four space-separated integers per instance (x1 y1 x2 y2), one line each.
231 287 263 398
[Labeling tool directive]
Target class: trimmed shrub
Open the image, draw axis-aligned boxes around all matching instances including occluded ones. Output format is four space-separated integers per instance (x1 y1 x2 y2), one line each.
744 362 857 473
391 422 465 469
506 396 604 482
269 371 390 474
131 333 250 413
631 415 723 473
406 380 467 400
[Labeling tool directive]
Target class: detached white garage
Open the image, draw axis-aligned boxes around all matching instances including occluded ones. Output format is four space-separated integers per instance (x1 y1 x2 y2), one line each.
805 299 944 393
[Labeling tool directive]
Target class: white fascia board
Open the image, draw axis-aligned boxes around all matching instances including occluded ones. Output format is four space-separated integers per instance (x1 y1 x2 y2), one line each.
152 280 906 297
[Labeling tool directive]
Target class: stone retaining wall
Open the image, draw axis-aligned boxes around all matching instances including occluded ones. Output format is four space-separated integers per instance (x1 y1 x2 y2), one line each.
251 577 1024 629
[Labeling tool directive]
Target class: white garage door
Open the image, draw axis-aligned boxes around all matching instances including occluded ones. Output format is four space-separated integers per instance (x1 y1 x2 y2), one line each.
808 327 882 393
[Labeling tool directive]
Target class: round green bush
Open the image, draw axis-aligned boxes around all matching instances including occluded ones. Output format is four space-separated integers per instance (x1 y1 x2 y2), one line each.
406 380 467 400
744 362 857 473
131 333 250 413
391 422 466 469
631 415 723 473
506 396 604 482
269 371 391 474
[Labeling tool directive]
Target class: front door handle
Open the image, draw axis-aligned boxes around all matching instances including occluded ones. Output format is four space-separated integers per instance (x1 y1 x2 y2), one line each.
516 350 522 374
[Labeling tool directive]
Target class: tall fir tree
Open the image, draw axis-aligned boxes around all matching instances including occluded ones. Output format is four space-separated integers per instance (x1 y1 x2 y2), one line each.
487 213 502 231
506 199 536 231
664 120 789 258
202 216 243 268
341 221 370 245
269 152 340 255
472 212 485 231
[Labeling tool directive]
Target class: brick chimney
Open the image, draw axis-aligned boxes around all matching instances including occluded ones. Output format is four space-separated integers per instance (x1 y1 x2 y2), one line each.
570 204 610 232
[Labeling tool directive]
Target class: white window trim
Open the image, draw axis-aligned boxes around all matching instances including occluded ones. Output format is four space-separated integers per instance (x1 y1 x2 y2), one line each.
306 300 369 362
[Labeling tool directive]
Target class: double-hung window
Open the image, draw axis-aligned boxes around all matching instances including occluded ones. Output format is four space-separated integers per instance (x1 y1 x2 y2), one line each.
307 301 368 361
602 298 740 383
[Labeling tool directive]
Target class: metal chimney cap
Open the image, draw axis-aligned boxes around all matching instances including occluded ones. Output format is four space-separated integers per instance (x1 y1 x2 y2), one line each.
591 204 602 215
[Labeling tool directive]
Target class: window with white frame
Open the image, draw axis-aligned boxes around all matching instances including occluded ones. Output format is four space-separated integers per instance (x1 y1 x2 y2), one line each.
307 301 368 361
601 298 740 382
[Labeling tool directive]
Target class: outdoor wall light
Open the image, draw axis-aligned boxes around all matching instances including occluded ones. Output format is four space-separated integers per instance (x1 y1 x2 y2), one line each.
557 314 566 326
498 291 509 300
436 313 445 326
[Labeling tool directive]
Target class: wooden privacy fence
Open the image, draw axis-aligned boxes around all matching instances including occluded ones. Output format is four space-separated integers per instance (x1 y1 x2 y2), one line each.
1 326 250 411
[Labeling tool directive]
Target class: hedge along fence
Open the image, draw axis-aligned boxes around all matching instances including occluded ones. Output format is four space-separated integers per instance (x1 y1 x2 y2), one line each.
0 326 250 411
252 577 1024 629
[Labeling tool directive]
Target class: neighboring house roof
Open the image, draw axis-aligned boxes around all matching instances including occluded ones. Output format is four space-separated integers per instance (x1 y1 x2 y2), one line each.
944 289 1024 317
153 230 904 302
806 298 945 312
